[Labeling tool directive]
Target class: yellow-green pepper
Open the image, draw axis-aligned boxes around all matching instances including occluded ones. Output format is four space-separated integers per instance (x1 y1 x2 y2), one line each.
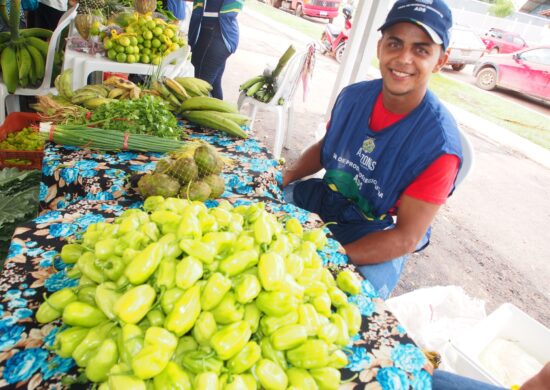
124 242 164 285
85 338 119 382
330 313 350 346
259 337 287 370
62 301 107 327
255 359 288 390
297 303 321 337
54 326 89 358
243 303 261 333
226 340 261 374
175 256 203 289
219 249 259 276
114 284 156 324
152 361 192 390
60 243 84 264
329 349 348 369
161 287 184 314
36 287 77 324
164 285 201 336
270 324 307 351
179 239 215 264
286 367 319 390
180 350 224 374
192 311 217 346
255 291 298 317
284 253 304 279
310 367 341 390
210 320 251 360
211 292 244 325
77 252 106 284
260 310 298 336
117 323 144 365
200 272 232 310
194 372 219 390
338 304 362 336
258 252 285 291
94 282 121 320
336 269 361 295
286 339 330 369
155 258 177 290
234 274 261 304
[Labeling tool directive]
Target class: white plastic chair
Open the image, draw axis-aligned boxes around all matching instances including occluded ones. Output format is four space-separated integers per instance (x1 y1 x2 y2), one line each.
0 5 78 124
237 48 311 159
64 43 192 90
455 128 474 188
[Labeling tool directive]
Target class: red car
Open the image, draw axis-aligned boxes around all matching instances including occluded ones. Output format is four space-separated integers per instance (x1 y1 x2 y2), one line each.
472 46 550 103
481 28 528 54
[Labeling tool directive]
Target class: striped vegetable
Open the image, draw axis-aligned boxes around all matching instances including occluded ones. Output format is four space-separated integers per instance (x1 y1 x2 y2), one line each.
39 123 187 153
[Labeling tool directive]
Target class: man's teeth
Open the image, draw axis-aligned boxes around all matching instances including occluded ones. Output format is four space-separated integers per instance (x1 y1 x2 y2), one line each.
392 70 410 77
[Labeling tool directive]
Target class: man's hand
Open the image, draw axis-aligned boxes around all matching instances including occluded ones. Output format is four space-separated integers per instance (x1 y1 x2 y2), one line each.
343 195 441 265
281 138 324 188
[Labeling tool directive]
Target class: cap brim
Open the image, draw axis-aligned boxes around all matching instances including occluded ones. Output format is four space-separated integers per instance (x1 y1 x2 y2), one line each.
379 18 443 45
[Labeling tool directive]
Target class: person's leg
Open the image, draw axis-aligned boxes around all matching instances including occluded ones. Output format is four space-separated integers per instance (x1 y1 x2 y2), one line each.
433 370 506 390
34 3 64 30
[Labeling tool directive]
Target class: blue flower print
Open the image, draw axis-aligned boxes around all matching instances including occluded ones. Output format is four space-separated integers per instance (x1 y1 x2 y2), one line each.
346 346 372 371
116 151 139 161
377 367 410 390
127 201 144 210
100 203 123 213
4 348 49 383
0 319 25 351
49 223 74 238
13 308 33 320
8 298 27 309
235 140 263 154
397 324 407 335
39 182 48 201
226 174 253 195
361 279 378 299
86 191 115 201
22 288 37 297
5 289 21 299
27 247 45 258
54 257 70 271
42 160 60 176
34 211 62 225
42 250 58 259
129 162 156 172
79 169 97 178
105 168 125 179
391 344 426 372
348 294 375 317
74 159 98 170
7 242 23 258
411 369 432 390
39 258 53 268
74 213 105 230
44 327 60 347
41 355 75 380
44 271 79 292
60 167 79 184
60 145 80 151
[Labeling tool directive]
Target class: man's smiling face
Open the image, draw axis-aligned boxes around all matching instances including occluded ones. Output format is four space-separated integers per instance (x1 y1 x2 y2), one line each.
377 22 448 113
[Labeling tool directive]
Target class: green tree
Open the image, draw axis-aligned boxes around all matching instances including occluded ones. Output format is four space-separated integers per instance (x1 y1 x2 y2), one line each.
489 0 515 17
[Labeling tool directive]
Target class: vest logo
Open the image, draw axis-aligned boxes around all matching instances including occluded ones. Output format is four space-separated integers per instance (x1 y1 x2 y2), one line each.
362 137 375 153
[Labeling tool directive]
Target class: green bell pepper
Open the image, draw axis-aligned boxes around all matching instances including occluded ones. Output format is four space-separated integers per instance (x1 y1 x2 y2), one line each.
60 243 84 264
180 350 224 375
255 359 288 390
175 256 203 289
260 310 298 336
336 269 361 295
270 324 307 351
117 323 144 365
258 252 285 291
234 274 261 304
153 361 192 390
329 349 349 369
77 285 97 305
211 292 244 325
146 309 166 327
124 242 164 285
94 282 121 320
256 291 298 317
161 287 184 314
330 313 350 347
164 285 201 336
77 252 106 284
108 374 146 390
259 337 287 370
287 367 318 390
95 238 118 261
155 258 177 290
179 239 215 264
338 304 362 336
243 303 261 333
85 338 119 382
173 335 198 362
219 249 259 276
192 311 217 346
194 372 218 390
114 284 156 324
54 326 89 358
36 288 77 324
72 321 116 367
286 339 330 369
297 303 321 337
211 320 251 360
62 301 107 327
310 367 341 390
284 253 304 279
200 272 232 310
226 340 261 374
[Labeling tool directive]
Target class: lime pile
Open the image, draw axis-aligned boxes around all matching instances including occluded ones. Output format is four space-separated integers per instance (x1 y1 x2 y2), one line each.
103 14 185 64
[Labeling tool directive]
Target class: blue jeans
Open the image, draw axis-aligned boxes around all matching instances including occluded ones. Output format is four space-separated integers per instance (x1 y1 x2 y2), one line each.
433 370 506 390
284 180 430 300
190 20 231 99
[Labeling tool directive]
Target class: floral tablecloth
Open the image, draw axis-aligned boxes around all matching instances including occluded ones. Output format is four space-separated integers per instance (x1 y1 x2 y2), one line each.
0 126 432 389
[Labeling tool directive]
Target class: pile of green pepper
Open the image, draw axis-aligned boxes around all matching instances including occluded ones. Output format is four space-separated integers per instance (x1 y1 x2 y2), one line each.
38 196 364 389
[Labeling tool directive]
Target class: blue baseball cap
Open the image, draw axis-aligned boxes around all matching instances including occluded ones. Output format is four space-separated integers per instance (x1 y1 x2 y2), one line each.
378 0 453 50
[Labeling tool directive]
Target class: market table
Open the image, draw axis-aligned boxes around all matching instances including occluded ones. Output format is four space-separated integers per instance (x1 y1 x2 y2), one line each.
0 125 432 389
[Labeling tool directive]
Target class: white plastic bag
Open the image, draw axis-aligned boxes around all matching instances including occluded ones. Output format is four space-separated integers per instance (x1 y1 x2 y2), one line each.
386 285 486 351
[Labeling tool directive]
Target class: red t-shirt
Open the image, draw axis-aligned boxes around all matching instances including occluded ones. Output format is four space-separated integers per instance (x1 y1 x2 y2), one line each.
369 93 460 206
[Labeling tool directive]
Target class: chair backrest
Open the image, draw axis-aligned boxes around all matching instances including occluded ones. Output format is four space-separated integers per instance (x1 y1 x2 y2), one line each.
270 49 309 105
160 44 191 78
39 5 78 90
455 128 474 189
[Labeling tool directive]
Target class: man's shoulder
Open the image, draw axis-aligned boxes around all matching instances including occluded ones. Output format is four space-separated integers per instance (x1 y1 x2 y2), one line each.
337 79 381 106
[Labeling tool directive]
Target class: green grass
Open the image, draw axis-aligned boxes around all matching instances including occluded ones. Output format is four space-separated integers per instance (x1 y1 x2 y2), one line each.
429 74 550 149
245 0 325 40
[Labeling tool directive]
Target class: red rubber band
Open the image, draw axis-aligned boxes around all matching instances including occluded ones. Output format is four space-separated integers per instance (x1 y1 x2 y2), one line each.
49 125 55 142
123 132 129 150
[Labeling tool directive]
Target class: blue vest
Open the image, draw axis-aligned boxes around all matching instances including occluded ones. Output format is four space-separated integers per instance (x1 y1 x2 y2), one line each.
188 0 243 54
321 79 463 220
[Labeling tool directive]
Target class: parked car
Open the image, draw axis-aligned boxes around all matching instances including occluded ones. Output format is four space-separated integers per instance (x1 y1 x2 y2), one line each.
472 46 550 103
481 28 528 54
447 25 486 71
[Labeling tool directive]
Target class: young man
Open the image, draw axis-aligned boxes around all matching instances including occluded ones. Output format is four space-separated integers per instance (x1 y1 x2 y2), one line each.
282 0 463 299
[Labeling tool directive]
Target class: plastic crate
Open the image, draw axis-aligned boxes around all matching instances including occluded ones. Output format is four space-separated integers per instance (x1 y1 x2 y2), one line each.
0 112 43 170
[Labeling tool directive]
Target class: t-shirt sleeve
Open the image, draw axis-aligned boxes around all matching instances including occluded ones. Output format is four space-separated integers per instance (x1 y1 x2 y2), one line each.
403 154 461 205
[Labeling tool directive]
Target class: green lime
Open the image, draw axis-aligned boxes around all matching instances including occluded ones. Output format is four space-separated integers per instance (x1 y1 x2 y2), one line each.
118 36 130 47
146 20 156 30
127 54 137 63
165 28 175 38
104 39 113 50
143 30 153 40
115 45 125 53
125 45 134 54
143 40 152 48
107 49 117 60
140 54 150 64
141 47 151 55
116 52 127 63
153 26 163 36
151 56 161 65
151 38 161 48
137 36 144 44
130 36 138 46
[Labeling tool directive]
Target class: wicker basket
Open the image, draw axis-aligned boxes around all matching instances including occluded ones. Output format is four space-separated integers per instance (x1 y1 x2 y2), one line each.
0 112 44 170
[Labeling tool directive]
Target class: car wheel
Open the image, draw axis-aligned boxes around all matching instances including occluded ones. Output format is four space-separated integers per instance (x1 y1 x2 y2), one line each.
451 64 466 71
335 43 346 63
490 47 499 54
272 0 282 8
476 67 497 91
295 4 303 17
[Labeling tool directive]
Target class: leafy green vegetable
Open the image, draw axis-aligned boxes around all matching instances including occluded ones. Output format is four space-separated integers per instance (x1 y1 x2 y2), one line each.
88 95 183 139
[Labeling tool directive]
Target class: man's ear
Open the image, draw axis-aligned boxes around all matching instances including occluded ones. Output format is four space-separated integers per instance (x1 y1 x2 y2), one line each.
433 48 449 73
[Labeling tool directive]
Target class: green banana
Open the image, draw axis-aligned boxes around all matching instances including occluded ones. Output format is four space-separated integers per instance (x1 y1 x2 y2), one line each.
240 75 265 91
26 44 45 80
189 77 213 93
25 36 49 57
174 77 204 96
0 31 10 43
77 84 110 97
182 110 248 139
163 77 190 102
71 91 104 104
199 111 251 126
17 45 32 83
246 81 265 97
179 96 239 114
20 28 53 39
83 97 114 109
1 46 18 93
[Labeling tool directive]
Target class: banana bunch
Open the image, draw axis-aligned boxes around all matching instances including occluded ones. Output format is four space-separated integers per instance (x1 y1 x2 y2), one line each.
70 84 115 110
0 28 53 93
179 96 249 139
54 68 75 101
151 77 191 111
239 75 276 103
174 77 212 97
104 76 143 100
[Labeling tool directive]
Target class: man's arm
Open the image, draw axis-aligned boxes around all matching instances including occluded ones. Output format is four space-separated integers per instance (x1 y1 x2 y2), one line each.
282 138 324 187
343 194 441 265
